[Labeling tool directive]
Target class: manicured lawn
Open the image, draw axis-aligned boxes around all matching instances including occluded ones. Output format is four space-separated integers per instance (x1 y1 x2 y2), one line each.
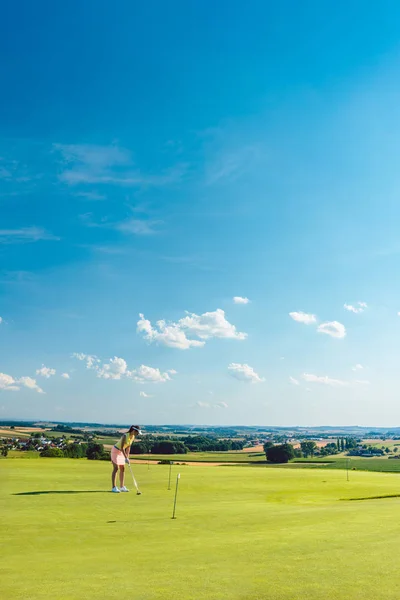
131 451 265 463
2 459 400 599
288 457 400 473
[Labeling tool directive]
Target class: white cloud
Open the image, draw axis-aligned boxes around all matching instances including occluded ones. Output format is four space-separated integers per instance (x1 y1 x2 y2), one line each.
302 373 348 387
0 373 19 391
215 402 229 409
72 353 100 369
116 218 161 236
228 363 265 383
233 296 250 305
289 311 317 325
61 373 70 379
54 143 185 188
140 391 153 398
317 321 346 339
73 353 175 385
137 314 204 350
289 376 300 385
97 357 129 380
0 317 3 325
352 364 363 371
0 372 44 393
0 227 59 244
196 401 210 408
180 309 247 340
18 376 44 394
131 365 173 384
302 372 370 388
137 308 246 350
344 302 367 314
36 365 56 379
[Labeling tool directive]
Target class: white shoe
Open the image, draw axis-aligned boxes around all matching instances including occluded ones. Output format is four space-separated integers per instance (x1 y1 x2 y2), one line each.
111 486 120 493
120 486 129 492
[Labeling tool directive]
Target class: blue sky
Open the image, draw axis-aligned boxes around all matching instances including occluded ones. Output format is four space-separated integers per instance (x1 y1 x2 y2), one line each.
2 1 400 426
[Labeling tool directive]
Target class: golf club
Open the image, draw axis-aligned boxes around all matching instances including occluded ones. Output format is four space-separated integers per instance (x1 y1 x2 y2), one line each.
127 461 142 495
172 473 180 519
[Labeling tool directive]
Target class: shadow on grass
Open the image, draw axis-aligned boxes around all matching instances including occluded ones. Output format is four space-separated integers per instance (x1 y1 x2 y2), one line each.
341 494 400 501
13 490 109 496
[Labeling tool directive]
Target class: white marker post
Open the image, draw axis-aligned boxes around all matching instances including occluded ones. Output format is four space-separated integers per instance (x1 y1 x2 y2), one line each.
172 473 180 519
168 461 173 490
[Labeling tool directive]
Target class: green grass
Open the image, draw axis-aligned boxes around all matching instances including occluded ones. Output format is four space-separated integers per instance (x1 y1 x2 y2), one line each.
3 459 400 599
5 450 41 459
131 451 265 463
287 457 400 473
94 435 120 445
131 452 400 472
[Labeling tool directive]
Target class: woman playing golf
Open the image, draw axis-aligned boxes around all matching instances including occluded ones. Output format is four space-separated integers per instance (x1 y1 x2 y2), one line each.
111 425 142 493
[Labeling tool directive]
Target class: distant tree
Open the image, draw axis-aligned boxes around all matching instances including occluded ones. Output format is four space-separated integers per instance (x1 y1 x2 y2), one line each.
64 443 87 458
345 437 357 450
1 446 8 457
319 443 338 457
86 442 106 460
340 438 345 452
300 441 317 457
263 441 274 453
151 440 187 454
293 448 303 458
336 438 340 451
394 447 398 453
40 447 64 458
267 443 294 464
131 441 152 454
385 447 391 454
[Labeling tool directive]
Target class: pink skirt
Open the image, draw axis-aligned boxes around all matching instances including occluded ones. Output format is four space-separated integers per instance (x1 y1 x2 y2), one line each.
111 446 125 466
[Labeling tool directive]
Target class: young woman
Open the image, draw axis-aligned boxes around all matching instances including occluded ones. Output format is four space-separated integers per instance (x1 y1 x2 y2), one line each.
110 425 142 493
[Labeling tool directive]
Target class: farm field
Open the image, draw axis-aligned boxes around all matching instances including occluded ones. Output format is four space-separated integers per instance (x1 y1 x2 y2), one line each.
3 459 400 599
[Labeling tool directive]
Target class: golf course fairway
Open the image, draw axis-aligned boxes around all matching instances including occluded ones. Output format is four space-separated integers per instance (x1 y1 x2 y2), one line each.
2 458 400 599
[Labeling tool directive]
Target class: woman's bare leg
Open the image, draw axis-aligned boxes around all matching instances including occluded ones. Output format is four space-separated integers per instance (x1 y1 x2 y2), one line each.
111 463 119 488
119 465 125 488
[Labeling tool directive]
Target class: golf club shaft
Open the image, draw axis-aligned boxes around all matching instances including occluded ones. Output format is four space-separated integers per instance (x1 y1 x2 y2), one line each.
128 462 141 494
172 473 180 519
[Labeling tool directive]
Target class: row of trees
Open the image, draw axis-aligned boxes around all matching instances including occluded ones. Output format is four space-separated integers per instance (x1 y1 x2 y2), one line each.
131 435 245 455
131 440 188 455
264 438 360 463
41 442 107 460
264 438 359 461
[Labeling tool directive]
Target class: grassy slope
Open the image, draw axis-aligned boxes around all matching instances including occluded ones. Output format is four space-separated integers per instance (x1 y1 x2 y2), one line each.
131 452 400 472
131 451 265 463
3 459 400 599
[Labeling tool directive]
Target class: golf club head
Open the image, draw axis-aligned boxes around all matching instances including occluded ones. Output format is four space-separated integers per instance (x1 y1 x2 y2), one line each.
136 491 142 495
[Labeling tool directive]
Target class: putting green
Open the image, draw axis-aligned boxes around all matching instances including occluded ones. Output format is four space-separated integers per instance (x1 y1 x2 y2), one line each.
2 459 400 599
